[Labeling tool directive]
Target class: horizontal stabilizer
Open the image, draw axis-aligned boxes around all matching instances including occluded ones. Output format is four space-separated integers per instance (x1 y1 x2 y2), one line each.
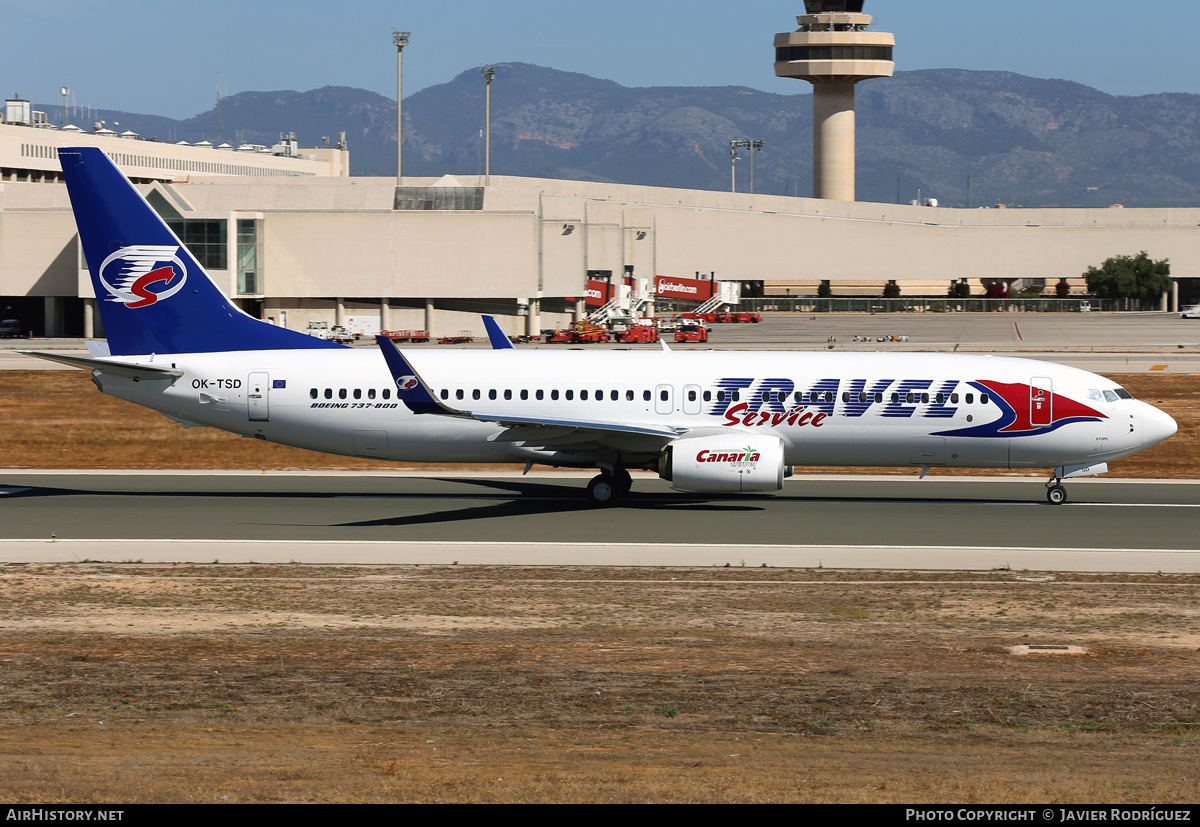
20 351 184 380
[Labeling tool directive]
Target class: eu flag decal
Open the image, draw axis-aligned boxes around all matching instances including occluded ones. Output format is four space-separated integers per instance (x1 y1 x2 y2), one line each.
273 380 287 389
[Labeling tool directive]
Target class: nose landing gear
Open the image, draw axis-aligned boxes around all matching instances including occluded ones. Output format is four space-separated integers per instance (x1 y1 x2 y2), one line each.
1046 468 1068 505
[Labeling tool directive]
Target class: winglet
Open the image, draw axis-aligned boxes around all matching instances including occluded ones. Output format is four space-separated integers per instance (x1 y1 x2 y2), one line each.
375 335 463 416
482 315 516 350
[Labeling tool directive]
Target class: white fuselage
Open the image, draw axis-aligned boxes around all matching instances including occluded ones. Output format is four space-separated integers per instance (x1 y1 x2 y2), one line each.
90 348 1176 473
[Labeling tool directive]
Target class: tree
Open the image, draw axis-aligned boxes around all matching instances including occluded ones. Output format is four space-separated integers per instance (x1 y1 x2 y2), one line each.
882 281 901 299
817 280 832 298
947 279 971 299
1055 278 1071 299
1083 252 1171 300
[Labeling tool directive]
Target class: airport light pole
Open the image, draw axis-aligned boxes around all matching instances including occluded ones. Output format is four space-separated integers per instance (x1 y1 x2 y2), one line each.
730 140 764 193
393 29 410 185
729 141 740 192
483 65 497 186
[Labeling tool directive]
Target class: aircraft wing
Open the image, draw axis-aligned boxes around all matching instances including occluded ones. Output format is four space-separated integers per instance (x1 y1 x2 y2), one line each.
375 336 686 453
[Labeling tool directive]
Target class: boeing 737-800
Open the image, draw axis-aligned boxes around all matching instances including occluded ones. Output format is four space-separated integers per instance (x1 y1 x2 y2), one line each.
23 148 1178 505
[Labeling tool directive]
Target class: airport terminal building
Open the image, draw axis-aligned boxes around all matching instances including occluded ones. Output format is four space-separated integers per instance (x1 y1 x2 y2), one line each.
2 117 1199 339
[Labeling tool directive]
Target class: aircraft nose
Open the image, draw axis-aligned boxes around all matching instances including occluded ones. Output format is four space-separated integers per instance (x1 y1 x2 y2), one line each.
1142 404 1178 449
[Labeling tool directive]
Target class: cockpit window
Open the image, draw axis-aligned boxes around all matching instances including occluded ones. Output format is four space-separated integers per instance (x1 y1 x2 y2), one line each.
1103 390 1120 403
1115 388 1134 400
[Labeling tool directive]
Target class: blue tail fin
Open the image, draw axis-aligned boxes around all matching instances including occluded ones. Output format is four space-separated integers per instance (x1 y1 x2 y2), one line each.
482 315 516 350
59 147 341 356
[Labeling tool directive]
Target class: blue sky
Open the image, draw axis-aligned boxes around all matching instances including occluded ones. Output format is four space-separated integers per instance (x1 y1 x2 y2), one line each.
5 0 1200 119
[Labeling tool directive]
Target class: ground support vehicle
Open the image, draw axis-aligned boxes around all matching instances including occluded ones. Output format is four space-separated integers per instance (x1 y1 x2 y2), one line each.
382 330 431 343
675 322 709 343
0 319 23 338
438 331 476 345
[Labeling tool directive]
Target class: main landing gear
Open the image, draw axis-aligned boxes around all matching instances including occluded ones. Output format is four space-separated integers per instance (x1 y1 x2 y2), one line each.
586 467 632 506
1046 471 1068 506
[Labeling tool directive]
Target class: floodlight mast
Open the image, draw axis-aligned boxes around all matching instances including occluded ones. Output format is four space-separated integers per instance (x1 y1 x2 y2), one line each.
393 30 410 185
773 1 894 201
483 66 497 186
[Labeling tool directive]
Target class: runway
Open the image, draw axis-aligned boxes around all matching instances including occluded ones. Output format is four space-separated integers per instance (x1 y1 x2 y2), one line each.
2 472 1198 571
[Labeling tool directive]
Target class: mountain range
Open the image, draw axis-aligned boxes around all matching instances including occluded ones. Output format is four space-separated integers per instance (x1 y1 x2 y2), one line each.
37 63 1200 208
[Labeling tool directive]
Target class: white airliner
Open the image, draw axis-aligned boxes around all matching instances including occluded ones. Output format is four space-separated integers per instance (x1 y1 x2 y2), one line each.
24 148 1178 505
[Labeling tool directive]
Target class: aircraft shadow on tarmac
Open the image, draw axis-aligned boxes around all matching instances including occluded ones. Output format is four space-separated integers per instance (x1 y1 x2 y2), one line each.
0 479 1068 534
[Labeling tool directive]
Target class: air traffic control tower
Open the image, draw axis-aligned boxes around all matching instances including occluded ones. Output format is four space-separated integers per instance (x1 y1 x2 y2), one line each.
774 1 894 201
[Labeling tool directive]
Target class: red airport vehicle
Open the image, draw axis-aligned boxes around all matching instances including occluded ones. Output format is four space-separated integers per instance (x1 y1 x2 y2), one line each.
674 321 709 343
382 329 431 343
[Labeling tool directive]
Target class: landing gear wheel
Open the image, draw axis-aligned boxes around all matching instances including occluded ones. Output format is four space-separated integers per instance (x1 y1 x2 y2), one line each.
611 468 632 498
1046 484 1067 505
587 474 619 506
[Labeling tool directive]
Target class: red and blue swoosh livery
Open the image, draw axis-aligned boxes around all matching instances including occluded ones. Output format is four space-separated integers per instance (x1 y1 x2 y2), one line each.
934 380 1106 439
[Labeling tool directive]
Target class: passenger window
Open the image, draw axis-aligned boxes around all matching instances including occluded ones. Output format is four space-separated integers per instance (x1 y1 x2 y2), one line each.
456 389 464 400
489 389 497 401
324 389 333 399
643 390 652 402
368 389 376 400
891 393 898 403
688 390 697 402
383 389 391 400
504 390 512 401
521 390 529 401
717 390 726 403
310 388 318 400
966 393 974 404
354 389 362 400
611 391 618 401
732 391 741 402
473 389 481 400
874 392 883 403
627 390 635 401
660 390 668 402
704 391 712 402
921 393 929 404
843 392 850 403
551 390 559 401
762 391 770 403
339 389 347 400
536 390 545 401
981 393 990 405
936 393 944 404
950 393 959 404
581 390 588 401
440 389 449 400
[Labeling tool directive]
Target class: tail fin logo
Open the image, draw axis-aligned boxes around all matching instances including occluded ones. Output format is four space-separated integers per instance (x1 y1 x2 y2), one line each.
98 246 188 309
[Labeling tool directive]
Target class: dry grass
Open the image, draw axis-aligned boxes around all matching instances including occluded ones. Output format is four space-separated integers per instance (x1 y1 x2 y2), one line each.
0 565 1197 803
1 371 1195 476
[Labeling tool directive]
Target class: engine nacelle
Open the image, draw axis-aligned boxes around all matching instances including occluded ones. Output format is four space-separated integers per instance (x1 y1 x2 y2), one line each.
659 434 791 494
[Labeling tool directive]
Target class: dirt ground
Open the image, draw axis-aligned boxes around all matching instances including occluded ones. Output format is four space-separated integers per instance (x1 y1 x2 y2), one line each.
1 371 1198 802
0 565 1197 804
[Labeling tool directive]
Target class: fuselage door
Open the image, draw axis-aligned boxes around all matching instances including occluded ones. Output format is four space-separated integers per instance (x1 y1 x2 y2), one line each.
655 384 674 415
682 384 702 416
248 371 270 422
1030 377 1052 428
